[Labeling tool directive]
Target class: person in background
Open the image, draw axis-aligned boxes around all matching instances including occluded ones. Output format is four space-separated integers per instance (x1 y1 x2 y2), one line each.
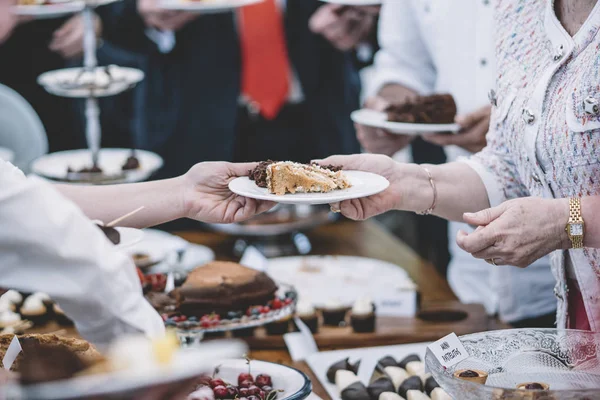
322 0 600 332
94 0 376 179
0 1 105 152
354 0 557 327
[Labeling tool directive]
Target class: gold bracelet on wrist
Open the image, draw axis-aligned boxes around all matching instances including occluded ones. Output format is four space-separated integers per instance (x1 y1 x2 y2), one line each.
417 166 437 216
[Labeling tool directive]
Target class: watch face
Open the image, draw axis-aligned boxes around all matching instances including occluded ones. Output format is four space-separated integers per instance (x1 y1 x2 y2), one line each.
570 223 584 236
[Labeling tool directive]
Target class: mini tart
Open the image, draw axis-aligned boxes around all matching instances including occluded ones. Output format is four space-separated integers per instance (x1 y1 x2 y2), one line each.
20 297 48 326
453 369 488 385
516 382 550 391
0 311 21 329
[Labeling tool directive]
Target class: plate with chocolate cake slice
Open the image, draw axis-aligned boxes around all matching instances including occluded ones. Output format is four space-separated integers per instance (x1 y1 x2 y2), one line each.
351 94 461 135
232 161 389 205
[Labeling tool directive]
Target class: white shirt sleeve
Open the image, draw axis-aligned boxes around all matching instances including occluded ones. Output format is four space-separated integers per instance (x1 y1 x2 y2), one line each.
0 160 164 345
364 0 437 97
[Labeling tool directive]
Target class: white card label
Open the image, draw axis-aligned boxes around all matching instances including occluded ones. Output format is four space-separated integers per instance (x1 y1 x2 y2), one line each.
3 336 21 370
240 246 268 272
374 291 417 317
427 333 469 369
283 318 318 361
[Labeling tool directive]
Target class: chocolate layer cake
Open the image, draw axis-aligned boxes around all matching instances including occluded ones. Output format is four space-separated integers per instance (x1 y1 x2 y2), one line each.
176 262 278 317
386 94 457 124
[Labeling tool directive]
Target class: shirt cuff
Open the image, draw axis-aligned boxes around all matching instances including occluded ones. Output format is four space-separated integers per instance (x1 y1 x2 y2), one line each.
458 157 506 208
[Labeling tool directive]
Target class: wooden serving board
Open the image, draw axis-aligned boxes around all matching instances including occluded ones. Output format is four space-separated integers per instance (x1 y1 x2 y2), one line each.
203 302 489 350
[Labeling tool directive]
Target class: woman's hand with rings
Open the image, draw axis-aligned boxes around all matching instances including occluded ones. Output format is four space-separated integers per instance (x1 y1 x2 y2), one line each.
456 197 570 268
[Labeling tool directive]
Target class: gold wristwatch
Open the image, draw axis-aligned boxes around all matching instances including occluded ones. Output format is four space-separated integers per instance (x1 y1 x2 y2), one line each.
566 197 585 249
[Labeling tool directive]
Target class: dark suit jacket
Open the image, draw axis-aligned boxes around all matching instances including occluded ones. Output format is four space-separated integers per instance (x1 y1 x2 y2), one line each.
98 0 361 177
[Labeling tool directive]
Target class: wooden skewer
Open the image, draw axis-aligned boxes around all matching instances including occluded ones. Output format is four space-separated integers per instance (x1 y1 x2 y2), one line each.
106 206 145 228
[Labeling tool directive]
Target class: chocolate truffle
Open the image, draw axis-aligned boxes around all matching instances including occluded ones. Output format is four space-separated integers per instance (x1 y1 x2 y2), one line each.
376 356 398 373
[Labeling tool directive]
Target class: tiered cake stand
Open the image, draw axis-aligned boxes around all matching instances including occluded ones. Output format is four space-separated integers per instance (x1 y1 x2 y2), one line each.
15 0 161 184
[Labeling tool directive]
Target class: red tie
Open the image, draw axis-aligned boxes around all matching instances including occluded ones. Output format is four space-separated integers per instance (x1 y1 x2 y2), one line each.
239 0 291 120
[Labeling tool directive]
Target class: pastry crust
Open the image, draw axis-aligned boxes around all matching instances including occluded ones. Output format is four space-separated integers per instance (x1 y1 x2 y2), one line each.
266 162 351 196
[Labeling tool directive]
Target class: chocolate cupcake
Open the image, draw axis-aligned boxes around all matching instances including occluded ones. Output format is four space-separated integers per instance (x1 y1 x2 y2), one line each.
398 354 421 370
350 297 375 333
265 315 292 335
296 300 318 334
53 304 73 326
20 296 48 326
321 299 349 326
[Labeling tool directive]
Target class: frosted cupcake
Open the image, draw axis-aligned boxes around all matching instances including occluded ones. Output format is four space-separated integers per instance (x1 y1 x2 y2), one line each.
296 300 318 333
350 297 375 333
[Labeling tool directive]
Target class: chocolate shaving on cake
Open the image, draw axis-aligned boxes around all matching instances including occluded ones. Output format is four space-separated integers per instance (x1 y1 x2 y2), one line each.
249 160 277 188
311 163 343 172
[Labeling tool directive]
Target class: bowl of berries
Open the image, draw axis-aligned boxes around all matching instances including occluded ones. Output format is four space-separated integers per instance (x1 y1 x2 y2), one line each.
189 359 312 400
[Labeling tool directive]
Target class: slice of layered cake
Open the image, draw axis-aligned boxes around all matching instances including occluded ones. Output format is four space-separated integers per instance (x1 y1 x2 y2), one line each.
250 161 351 196
386 94 457 124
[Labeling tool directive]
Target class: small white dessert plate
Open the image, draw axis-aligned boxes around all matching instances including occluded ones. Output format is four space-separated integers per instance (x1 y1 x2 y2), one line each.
351 109 461 135
38 66 144 98
229 171 389 205
123 229 189 268
320 0 381 5
158 0 263 13
114 227 144 250
31 148 163 185
213 359 312 400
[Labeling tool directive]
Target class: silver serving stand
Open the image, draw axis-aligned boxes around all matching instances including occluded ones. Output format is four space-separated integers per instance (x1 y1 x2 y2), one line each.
35 0 145 180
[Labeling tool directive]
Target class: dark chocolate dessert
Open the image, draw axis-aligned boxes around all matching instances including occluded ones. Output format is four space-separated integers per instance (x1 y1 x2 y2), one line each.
398 354 421 370
397 376 423 399
424 376 440 396
367 377 395 400
145 292 177 313
341 381 370 400
122 154 140 170
376 356 398 373
326 358 360 384
176 261 278 317
386 94 457 124
453 368 488 384
516 382 550 391
96 224 120 245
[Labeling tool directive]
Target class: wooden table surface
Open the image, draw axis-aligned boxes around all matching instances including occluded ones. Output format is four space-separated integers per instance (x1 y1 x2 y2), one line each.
35 220 496 400
177 219 464 400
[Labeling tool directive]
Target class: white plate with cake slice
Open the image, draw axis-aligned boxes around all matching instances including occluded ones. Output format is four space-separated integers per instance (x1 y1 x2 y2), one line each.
158 0 263 13
230 165 389 205
351 109 461 135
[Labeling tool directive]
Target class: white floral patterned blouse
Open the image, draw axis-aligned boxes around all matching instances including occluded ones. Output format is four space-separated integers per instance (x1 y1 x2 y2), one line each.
462 0 600 331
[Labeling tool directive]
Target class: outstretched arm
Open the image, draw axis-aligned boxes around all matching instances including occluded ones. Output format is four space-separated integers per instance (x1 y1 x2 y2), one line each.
55 162 275 228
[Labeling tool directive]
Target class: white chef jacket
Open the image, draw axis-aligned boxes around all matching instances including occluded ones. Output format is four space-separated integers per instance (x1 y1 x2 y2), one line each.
365 0 557 322
0 160 165 345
